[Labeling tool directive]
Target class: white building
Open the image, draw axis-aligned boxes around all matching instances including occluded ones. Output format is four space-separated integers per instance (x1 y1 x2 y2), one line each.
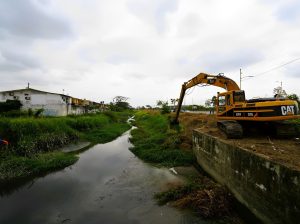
0 88 90 116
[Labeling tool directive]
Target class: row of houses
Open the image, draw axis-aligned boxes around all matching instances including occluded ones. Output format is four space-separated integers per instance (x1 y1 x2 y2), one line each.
0 87 106 116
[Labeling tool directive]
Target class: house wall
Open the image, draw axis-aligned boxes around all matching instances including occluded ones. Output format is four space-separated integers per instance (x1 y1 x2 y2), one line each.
70 106 85 115
0 89 70 116
0 89 95 116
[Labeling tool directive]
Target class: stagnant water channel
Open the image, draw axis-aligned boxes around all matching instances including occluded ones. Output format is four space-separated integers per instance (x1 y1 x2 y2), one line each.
0 129 235 224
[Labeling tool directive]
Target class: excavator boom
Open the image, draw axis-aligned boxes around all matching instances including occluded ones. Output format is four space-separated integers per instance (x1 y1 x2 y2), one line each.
174 73 240 123
184 73 240 90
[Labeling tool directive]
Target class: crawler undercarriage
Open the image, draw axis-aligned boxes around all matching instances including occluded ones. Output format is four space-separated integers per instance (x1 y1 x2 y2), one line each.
217 120 299 139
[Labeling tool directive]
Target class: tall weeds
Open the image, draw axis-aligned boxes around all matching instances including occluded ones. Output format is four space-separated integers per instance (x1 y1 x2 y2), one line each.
130 111 195 167
0 111 132 182
0 112 131 156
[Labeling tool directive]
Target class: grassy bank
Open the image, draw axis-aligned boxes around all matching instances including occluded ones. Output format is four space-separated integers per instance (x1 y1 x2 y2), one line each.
0 152 78 180
130 111 195 167
130 111 241 220
0 111 131 182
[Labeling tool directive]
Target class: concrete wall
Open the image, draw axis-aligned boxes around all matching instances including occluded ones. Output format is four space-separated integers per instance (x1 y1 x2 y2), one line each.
193 129 300 224
70 106 85 115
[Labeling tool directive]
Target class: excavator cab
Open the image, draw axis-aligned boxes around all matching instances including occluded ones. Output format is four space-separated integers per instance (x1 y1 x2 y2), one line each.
217 90 246 115
233 90 245 103
216 92 227 114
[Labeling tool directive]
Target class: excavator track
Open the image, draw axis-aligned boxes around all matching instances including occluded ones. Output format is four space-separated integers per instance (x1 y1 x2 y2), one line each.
272 121 299 138
217 120 243 139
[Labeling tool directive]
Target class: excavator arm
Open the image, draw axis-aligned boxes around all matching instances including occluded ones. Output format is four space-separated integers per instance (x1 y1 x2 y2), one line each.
173 72 240 123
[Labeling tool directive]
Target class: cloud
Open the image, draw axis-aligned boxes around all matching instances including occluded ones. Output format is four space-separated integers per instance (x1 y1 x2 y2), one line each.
197 49 264 73
0 50 41 71
0 0 299 106
275 1 300 23
0 0 72 40
124 72 147 80
282 61 300 77
175 48 264 75
261 0 300 23
127 0 178 32
176 13 203 38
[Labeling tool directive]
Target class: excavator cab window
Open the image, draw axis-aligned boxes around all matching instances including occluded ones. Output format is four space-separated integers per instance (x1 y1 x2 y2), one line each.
226 95 231 106
233 91 245 103
218 95 226 106
217 95 226 113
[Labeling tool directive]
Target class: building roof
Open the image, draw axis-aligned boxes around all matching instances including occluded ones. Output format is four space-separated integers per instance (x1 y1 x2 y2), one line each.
0 87 71 97
0 88 101 105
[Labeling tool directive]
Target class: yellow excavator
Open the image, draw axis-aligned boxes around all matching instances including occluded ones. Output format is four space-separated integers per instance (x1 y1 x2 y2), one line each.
173 72 300 138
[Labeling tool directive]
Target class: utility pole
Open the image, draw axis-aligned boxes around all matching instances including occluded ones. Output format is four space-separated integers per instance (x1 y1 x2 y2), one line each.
239 68 242 89
239 68 253 89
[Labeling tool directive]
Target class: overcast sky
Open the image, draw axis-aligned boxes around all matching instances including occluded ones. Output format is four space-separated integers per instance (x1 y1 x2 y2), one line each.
0 0 299 106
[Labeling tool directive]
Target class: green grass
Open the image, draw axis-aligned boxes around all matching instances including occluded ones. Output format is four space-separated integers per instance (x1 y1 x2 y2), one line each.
0 152 78 181
129 111 195 167
0 111 131 156
82 123 130 143
0 111 132 182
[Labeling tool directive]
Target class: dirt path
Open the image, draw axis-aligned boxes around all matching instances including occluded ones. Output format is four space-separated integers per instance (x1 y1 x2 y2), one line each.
178 112 300 171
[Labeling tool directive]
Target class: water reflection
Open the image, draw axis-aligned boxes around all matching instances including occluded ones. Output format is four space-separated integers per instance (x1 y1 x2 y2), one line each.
0 130 222 224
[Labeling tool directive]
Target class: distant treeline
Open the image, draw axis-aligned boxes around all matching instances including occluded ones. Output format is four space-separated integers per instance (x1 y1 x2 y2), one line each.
181 105 213 111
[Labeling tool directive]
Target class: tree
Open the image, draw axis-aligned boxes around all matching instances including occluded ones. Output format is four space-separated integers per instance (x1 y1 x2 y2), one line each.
113 96 129 103
205 99 211 107
211 96 217 106
156 100 163 107
170 98 178 106
273 86 287 98
170 98 179 111
110 96 131 111
205 96 217 107
287 93 300 104
287 93 299 101
156 100 170 114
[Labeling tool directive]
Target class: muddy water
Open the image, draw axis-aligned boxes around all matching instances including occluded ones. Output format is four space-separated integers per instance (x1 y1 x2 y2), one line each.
0 130 225 224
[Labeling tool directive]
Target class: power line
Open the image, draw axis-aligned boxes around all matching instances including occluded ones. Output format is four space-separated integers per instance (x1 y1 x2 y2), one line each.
247 57 300 79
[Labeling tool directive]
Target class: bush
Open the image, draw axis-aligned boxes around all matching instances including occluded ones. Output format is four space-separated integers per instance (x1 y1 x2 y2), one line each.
0 100 22 113
161 104 171 114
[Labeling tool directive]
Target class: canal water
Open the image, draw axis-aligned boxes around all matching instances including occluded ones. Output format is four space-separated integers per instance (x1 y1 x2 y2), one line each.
0 129 229 224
